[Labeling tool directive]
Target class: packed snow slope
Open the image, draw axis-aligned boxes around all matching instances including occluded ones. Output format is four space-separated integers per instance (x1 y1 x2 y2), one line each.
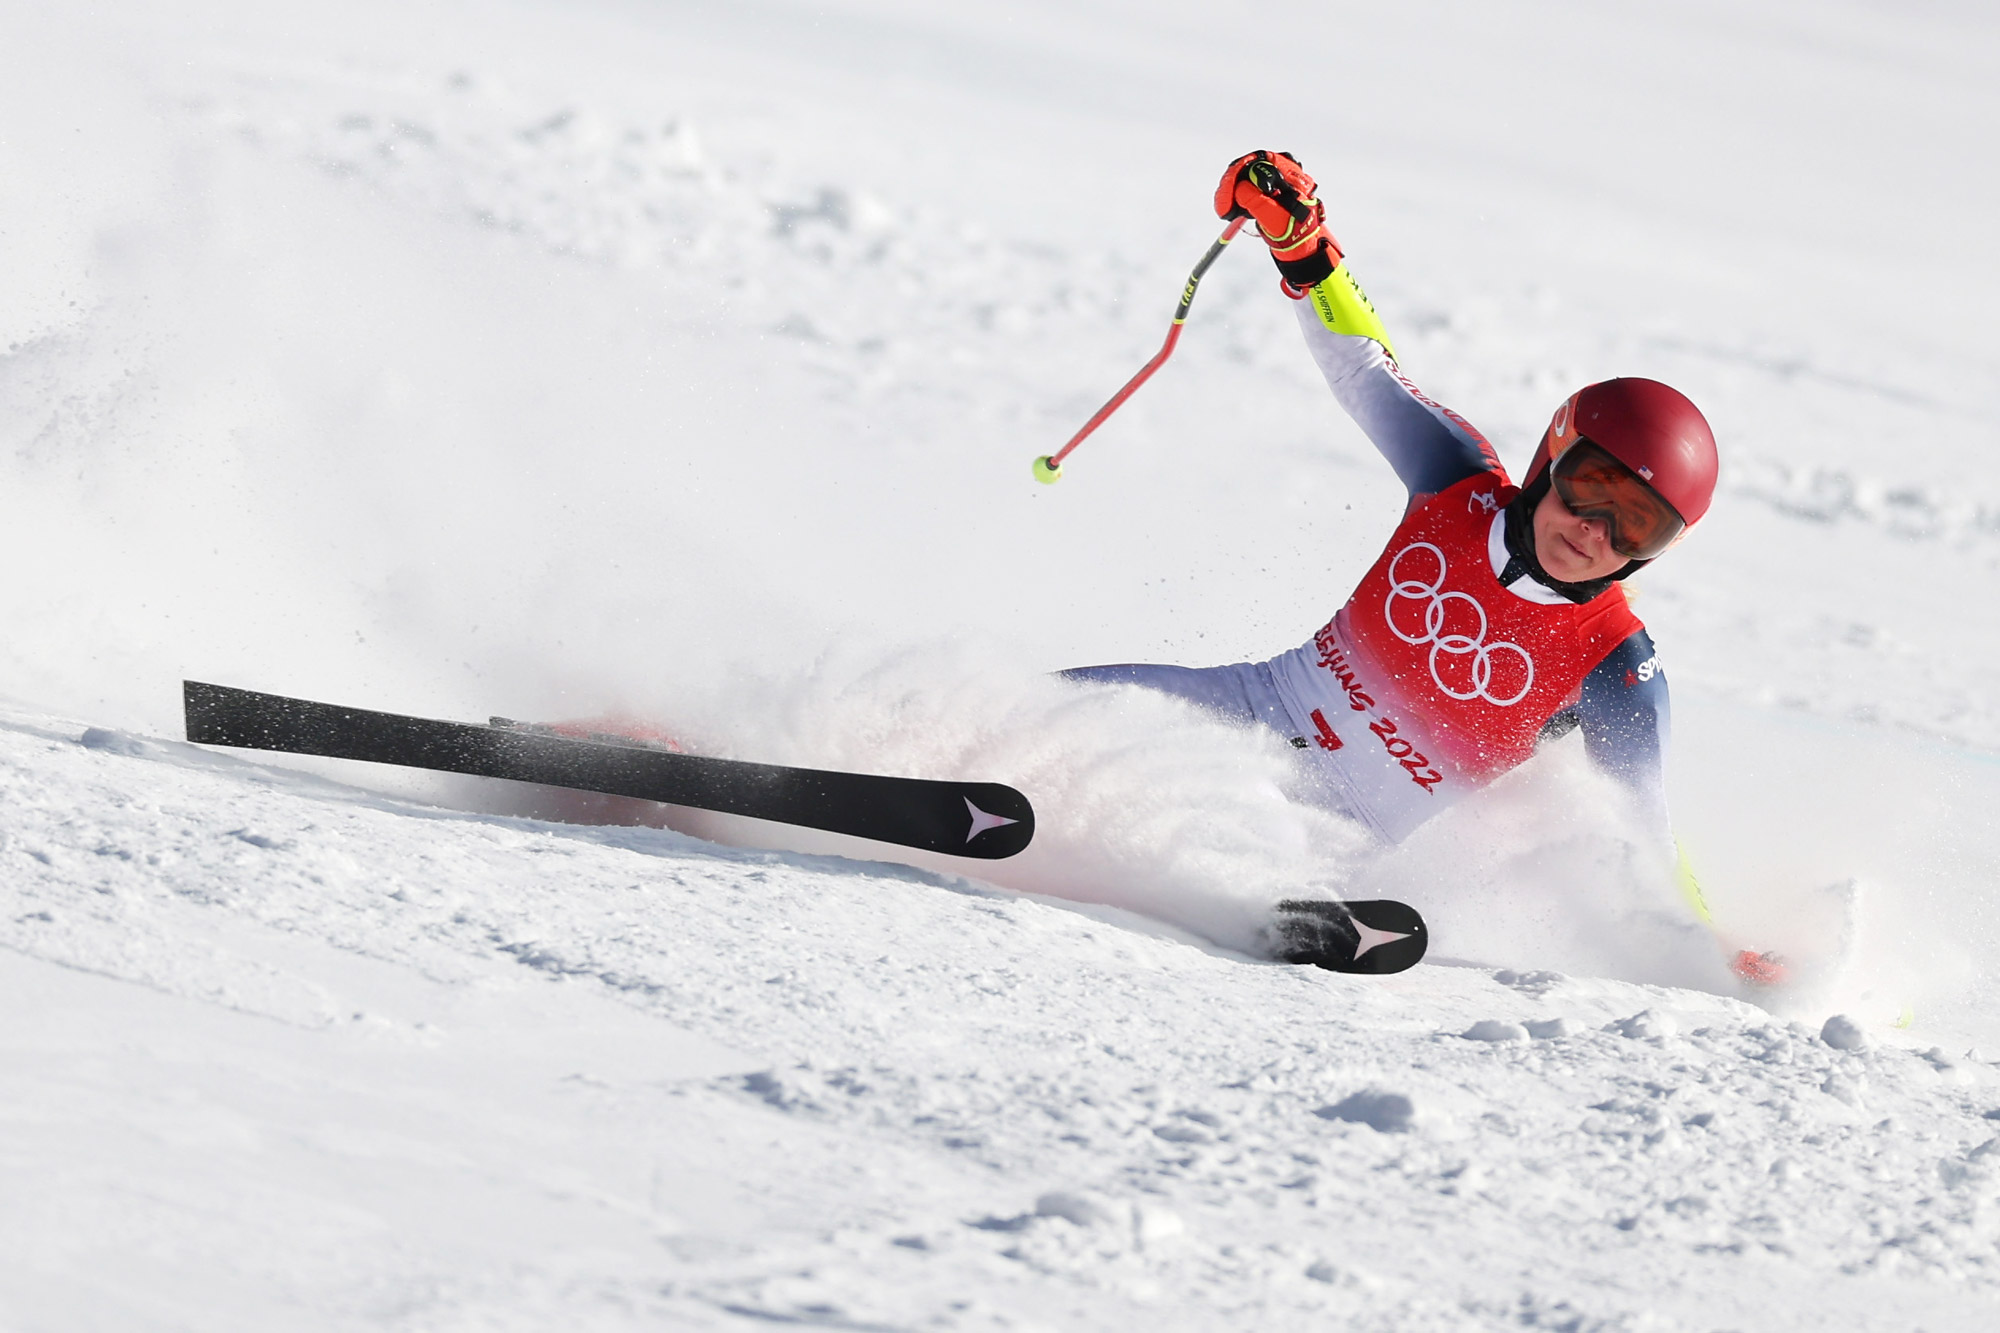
5 0 2000 1327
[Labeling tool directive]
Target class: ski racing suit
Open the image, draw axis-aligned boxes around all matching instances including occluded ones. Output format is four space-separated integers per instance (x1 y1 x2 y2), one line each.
1065 267 1672 850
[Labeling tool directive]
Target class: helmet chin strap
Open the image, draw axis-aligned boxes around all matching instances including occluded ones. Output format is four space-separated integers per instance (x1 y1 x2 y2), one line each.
1500 475 1642 603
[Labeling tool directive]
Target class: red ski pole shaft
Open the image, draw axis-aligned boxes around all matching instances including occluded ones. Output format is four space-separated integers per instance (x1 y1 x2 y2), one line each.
1033 216 1247 484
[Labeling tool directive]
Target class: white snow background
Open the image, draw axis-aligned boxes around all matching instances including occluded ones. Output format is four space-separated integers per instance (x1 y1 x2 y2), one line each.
4 0 2000 1327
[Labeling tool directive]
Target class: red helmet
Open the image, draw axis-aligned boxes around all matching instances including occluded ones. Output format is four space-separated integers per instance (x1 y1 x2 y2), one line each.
1524 378 1719 530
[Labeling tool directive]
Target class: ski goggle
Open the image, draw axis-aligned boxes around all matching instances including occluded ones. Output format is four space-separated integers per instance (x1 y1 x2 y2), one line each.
1549 440 1686 561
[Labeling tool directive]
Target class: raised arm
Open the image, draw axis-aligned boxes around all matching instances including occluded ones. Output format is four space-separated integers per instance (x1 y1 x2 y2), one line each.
1216 150 1501 503
1286 284 1502 502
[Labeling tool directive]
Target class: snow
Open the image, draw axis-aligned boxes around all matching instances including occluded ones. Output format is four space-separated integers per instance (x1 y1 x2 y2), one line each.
4 0 2000 1326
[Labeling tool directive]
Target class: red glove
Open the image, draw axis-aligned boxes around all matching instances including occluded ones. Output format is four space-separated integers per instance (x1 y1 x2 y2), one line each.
1215 150 1343 288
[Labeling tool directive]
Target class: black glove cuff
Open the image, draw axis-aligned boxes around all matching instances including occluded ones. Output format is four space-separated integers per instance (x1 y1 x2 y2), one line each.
1273 244 1336 289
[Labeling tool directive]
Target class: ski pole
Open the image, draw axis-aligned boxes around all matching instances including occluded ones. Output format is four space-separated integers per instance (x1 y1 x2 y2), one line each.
1032 215 1247 484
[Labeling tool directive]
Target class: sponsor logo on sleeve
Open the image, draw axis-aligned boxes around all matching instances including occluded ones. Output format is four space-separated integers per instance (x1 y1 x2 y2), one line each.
1622 654 1662 688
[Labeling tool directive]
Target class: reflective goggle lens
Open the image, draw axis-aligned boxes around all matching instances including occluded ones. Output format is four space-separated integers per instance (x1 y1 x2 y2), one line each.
1550 441 1685 561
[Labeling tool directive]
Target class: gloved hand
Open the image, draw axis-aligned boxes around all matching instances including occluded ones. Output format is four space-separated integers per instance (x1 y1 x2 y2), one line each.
1215 150 1343 288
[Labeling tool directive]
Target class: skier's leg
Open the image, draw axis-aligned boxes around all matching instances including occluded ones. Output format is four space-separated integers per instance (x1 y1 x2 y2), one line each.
1062 664 1421 969
1063 661 1401 845
1058 662 1293 735
1061 661 1373 816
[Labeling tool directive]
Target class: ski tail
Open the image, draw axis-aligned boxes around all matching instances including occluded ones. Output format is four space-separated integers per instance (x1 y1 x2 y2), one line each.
1272 898 1429 975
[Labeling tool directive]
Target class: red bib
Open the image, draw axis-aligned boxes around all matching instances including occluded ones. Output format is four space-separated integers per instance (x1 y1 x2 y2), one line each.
1264 472 1645 840
1335 475 1641 777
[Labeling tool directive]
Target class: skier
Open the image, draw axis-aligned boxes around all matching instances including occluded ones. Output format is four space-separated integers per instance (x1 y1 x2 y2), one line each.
1062 151 1725 973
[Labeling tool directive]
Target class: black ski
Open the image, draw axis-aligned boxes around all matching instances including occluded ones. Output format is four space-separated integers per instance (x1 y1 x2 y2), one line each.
1271 898 1428 975
183 681 1035 860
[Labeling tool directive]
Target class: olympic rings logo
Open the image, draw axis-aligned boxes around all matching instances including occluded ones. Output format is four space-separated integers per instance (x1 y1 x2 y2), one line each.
1384 543 1535 707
